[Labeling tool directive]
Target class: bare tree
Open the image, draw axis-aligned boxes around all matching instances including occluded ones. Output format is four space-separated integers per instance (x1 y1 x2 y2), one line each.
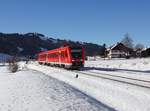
121 33 134 49
8 56 18 73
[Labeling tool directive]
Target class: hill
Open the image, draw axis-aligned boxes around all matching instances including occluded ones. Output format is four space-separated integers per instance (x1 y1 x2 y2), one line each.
0 32 105 57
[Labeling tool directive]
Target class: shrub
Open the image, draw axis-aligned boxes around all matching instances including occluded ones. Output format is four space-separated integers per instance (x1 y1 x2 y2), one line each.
8 57 18 73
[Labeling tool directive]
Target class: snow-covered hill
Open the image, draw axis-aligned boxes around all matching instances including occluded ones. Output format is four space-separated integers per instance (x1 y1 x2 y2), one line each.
0 32 104 57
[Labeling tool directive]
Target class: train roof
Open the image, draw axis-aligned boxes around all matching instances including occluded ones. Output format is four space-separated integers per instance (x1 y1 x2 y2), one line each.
38 45 83 55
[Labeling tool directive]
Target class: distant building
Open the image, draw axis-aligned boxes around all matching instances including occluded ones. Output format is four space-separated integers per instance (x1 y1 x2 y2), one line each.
134 48 146 57
141 47 150 57
107 42 133 58
135 49 142 57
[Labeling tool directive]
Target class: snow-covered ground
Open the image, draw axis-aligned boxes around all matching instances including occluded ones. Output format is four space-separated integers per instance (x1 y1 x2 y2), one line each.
85 58 150 71
1 58 150 111
0 53 12 62
0 64 113 111
26 58 150 111
85 58 150 81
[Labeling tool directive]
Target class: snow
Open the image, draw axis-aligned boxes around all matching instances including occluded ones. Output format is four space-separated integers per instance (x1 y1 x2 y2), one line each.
0 64 113 111
27 58 150 111
39 36 48 41
0 53 12 62
40 47 48 51
17 47 24 52
48 38 58 43
1 58 150 111
85 58 150 71
84 58 150 81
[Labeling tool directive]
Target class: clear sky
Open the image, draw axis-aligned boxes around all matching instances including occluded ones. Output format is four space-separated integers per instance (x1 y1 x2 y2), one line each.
0 0 150 46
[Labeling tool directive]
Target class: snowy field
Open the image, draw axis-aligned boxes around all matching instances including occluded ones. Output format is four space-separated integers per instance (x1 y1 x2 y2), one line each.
27 58 150 111
1 58 150 111
85 58 150 71
85 58 150 80
0 64 114 111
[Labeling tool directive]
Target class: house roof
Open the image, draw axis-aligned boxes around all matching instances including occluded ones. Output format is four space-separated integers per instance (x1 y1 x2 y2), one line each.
107 42 133 51
107 42 123 50
109 42 121 49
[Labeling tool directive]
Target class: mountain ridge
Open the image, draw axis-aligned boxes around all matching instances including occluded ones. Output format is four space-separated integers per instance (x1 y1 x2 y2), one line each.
0 32 105 58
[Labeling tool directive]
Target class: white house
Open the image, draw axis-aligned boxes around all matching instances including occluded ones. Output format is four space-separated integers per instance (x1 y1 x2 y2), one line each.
107 42 132 58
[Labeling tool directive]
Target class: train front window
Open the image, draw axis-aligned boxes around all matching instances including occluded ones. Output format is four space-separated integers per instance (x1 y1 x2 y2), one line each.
71 48 82 59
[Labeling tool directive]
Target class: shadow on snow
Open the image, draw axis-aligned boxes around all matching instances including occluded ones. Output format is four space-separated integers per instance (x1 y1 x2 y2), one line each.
83 67 150 74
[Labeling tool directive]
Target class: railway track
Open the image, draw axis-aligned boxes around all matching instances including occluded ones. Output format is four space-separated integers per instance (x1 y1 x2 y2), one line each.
72 70 150 89
36 63 150 89
87 70 150 83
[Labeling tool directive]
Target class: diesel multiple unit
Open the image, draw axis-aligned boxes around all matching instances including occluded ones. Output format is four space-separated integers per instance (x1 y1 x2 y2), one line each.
38 46 85 69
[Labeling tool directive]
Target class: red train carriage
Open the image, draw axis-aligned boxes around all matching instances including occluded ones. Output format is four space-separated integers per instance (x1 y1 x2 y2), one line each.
38 46 85 69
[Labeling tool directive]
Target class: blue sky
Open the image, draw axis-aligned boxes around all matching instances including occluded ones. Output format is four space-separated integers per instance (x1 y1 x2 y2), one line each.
0 0 150 46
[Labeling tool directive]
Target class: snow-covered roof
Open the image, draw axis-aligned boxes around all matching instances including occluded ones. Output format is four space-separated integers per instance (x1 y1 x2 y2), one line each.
107 42 121 50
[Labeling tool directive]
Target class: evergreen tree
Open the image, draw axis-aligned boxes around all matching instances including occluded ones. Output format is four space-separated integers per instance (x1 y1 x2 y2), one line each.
100 43 106 56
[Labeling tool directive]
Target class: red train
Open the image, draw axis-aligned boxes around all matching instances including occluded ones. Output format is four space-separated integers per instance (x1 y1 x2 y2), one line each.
38 46 85 69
